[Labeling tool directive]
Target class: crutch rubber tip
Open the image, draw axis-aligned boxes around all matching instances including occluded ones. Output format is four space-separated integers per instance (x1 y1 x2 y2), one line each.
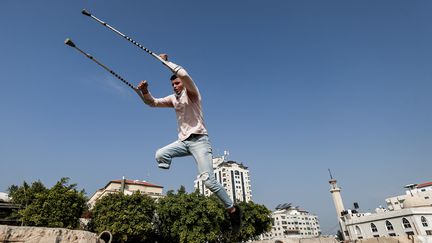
64 38 76 47
82 9 91 16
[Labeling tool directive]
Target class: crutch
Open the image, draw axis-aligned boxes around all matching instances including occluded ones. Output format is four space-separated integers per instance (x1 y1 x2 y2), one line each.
64 38 146 103
81 9 178 72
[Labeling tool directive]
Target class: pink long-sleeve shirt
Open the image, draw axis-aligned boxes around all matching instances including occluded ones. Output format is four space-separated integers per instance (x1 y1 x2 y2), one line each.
141 62 208 141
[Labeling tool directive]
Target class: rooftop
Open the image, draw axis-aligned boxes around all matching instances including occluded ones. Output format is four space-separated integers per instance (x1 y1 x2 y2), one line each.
103 179 164 189
417 181 432 189
219 160 248 169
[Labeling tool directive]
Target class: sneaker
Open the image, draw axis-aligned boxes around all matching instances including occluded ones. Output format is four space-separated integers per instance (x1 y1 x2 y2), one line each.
228 205 242 234
158 162 170 169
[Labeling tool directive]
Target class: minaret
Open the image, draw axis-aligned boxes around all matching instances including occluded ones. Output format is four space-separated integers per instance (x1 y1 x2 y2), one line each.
328 170 345 218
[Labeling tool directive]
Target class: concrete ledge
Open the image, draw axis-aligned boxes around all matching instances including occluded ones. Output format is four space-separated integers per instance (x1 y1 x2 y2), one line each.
0 225 103 243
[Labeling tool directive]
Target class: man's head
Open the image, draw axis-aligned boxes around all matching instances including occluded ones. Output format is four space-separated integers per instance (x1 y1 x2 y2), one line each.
171 75 183 95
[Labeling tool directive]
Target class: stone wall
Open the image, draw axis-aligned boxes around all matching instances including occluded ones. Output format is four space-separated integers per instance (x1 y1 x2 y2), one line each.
0 225 107 243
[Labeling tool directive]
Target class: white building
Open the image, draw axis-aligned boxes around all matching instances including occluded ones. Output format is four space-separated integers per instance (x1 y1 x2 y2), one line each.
194 155 252 203
261 203 321 240
88 178 164 208
329 178 432 241
0 192 19 225
386 182 432 211
0 193 10 203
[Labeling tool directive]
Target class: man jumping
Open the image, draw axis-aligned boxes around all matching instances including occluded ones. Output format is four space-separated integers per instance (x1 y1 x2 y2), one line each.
137 54 241 232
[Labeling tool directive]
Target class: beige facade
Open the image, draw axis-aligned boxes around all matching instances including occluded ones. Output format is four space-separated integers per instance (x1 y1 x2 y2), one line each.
342 207 432 240
330 179 432 241
386 182 432 211
261 204 321 240
88 179 163 208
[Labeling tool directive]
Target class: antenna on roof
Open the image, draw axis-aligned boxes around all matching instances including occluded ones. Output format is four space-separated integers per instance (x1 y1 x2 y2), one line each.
328 169 334 180
404 183 418 196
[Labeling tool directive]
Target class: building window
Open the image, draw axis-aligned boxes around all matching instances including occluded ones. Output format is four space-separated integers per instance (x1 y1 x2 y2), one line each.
373 235 380 238
421 216 428 227
386 221 394 231
402 218 412 229
371 223 378 233
389 233 396 237
406 231 414 236
355 226 362 236
426 230 432 235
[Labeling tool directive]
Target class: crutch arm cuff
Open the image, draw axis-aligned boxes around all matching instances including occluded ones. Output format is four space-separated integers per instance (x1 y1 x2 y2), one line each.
165 61 182 74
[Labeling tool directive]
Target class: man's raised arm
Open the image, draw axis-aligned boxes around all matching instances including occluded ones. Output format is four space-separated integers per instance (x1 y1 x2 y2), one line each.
160 54 200 98
137 80 173 107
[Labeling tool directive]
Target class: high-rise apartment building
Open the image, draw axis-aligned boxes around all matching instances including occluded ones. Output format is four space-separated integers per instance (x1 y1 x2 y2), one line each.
194 155 252 203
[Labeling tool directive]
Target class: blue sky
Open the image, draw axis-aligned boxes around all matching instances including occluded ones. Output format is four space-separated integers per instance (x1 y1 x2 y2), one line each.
1 1 431 234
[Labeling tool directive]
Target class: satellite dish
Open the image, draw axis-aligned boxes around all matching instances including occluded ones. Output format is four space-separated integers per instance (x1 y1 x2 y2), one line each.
404 184 418 189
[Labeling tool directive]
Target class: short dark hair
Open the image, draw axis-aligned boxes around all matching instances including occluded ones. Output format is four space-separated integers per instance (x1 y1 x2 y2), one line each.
170 75 178 81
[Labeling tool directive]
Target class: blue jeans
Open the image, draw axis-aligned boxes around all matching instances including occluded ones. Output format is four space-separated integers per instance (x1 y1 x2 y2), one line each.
155 134 234 209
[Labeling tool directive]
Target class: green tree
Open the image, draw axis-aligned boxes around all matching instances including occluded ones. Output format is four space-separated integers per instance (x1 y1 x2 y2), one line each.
8 178 86 229
156 187 227 243
8 180 48 223
90 192 157 243
156 187 273 242
8 180 47 208
235 201 273 241
18 178 87 229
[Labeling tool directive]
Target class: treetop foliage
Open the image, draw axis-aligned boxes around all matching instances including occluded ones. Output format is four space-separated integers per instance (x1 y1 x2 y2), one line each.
7 180 272 242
